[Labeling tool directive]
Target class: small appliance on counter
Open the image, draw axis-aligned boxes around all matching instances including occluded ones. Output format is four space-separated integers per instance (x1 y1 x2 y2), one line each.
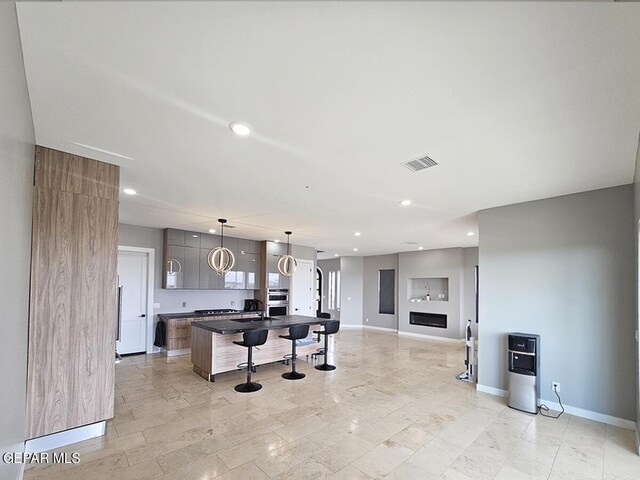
244 299 263 312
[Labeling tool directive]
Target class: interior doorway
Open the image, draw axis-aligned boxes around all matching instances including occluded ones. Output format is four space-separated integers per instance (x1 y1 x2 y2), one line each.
291 259 314 317
117 246 155 354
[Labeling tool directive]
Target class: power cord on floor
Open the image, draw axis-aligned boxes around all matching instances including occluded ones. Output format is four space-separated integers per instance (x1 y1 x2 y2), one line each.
539 384 564 419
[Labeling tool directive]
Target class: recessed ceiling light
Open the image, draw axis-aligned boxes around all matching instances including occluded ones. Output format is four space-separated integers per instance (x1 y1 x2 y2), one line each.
418 246 424 250
334 254 339 257
399 199 412 206
274 239 280 243
467 231 475 236
208 229 216 234
192 234 198 238
353 248 358 252
123 188 136 195
354 232 361 236
229 121 251 136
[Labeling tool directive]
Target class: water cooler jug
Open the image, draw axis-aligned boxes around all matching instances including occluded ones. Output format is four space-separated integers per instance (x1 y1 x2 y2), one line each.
507 333 540 414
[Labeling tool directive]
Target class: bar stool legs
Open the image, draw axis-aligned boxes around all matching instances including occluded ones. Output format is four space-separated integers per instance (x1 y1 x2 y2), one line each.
282 339 306 380
315 332 336 371
235 345 263 392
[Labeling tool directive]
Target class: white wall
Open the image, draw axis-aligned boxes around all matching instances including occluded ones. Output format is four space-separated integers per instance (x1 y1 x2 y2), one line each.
339 257 364 326
478 185 636 422
0 2 35 479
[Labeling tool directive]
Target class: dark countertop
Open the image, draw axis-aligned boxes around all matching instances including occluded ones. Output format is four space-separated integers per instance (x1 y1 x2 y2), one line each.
192 315 332 335
158 311 260 320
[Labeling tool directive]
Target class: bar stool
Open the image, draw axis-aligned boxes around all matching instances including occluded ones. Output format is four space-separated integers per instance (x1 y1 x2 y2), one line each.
279 324 309 380
314 320 340 371
233 328 269 393
311 313 331 360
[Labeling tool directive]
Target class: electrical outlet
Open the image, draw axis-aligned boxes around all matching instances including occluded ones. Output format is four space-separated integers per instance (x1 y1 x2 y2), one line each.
231 301 235 306
182 301 187 308
365 318 369 323
552 381 560 393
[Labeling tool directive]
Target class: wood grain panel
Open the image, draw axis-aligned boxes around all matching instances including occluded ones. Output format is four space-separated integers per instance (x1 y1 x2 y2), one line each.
27 147 119 439
34 146 119 201
190 325 323 379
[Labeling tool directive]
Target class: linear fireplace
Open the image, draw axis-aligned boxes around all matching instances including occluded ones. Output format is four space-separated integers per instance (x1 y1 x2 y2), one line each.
409 312 447 329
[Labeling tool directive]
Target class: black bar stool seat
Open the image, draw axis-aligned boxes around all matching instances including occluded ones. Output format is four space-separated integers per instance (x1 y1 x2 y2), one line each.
233 328 268 393
279 324 309 380
314 320 340 371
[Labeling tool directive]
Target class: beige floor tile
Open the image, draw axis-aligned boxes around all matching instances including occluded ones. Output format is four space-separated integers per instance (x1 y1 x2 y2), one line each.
327 464 373 480
351 441 413 479
214 462 270 480
217 432 289 470
274 414 329 443
156 453 228 480
254 438 318 477
23 331 632 480
156 433 233 473
313 435 375 472
383 461 439 479
273 458 333 480
405 438 465 477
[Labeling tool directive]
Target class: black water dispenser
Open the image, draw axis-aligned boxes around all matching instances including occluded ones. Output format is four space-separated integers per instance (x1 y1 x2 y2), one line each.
507 333 540 414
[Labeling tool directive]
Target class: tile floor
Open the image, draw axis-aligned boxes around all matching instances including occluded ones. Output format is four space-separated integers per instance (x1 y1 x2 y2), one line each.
25 330 639 480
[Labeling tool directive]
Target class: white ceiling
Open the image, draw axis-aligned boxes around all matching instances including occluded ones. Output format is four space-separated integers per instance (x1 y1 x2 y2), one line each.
16 2 640 258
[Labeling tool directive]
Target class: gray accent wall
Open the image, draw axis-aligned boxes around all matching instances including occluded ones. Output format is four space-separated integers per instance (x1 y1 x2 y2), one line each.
398 248 477 339
478 185 636 421
340 257 364 326
363 254 399 330
0 2 35 479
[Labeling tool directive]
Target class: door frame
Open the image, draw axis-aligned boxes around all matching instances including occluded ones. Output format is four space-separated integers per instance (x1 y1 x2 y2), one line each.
118 246 155 354
291 258 315 316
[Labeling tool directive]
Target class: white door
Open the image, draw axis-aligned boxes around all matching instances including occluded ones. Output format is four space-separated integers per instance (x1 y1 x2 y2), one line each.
117 250 148 354
291 259 314 317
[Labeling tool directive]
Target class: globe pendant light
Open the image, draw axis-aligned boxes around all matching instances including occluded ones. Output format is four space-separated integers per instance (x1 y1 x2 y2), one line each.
207 218 235 276
277 231 298 277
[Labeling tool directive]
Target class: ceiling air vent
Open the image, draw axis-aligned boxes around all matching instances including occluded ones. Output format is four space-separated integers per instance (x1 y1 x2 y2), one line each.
402 155 438 172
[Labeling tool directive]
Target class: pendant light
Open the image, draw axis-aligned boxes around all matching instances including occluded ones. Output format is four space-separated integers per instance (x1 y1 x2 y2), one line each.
277 231 298 277
207 218 235 276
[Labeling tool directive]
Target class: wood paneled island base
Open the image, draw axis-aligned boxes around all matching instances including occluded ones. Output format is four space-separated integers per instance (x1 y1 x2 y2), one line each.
191 316 333 382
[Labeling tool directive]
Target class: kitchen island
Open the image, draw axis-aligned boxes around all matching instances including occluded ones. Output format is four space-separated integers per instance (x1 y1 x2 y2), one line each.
191 315 332 382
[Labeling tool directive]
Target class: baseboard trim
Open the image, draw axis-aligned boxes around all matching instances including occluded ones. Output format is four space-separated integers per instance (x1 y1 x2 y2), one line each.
163 347 191 357
339 324 363 329
477 384 635 430
397 331 465 343
363 325 397 333
25 421 105 453
477 384 508 397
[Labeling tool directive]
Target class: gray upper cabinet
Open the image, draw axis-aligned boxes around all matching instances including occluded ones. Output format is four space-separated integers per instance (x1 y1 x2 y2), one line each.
185 231 201 248
265 241 290 289
164 229 262 290
166 228 185 246
199 248 224 289
238 238 260 255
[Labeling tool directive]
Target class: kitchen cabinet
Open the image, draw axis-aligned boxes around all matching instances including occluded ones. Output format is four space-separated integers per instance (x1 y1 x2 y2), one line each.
265 241 290 289
166 228 185 246
165 245 199 289
236 252 260 290
164 229 262 290
199 248 224 289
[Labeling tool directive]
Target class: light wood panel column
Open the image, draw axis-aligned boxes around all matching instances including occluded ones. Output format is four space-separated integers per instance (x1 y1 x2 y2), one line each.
27 146 119 439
